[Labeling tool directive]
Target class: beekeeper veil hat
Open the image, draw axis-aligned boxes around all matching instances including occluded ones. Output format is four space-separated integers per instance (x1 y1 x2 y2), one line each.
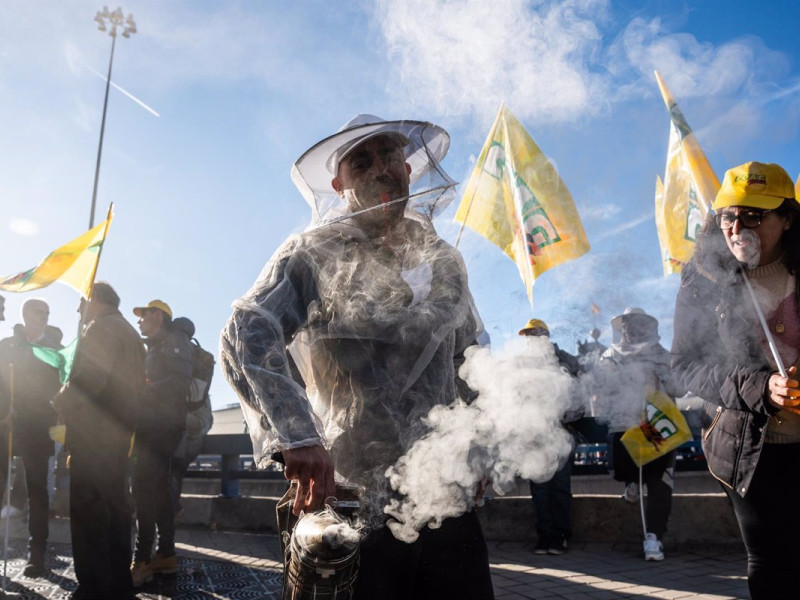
290 114 457 227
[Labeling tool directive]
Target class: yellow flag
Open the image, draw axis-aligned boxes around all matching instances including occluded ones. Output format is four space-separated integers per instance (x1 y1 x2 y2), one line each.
621 390 692 467
454 104 590 302
654 71 719 274
0 207 113 298
654 176 684 275
795 172 799 199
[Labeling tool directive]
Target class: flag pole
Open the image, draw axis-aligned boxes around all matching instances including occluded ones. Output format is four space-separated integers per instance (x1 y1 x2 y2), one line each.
71 203 114 374
742 270 787 377
85 203 114 303
2 364 14 593
454 102 506 249
454 202 474 249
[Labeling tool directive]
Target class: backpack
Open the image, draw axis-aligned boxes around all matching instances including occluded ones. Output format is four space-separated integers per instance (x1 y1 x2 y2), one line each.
188 338 214 410
172 317 215 410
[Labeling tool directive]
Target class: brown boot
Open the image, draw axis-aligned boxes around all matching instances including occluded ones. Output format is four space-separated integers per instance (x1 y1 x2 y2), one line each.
130 560 153 587
150 552 178 575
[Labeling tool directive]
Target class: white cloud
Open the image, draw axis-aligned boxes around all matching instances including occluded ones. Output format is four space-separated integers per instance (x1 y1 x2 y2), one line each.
9 218 39 236
692 101 763 155
607 17 791 100
375 0 610 124
373 0 795 153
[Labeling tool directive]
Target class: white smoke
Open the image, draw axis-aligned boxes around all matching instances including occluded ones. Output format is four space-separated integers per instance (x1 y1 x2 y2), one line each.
321 522 361 550
728 227 762 269
385 336 576 542
585 352 656 432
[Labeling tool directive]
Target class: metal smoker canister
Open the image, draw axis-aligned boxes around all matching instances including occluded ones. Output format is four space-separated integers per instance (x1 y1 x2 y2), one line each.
283 506 360 600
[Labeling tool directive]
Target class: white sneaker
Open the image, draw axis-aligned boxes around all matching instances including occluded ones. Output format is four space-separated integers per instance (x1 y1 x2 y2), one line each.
623 482 639 504
0 505 22 519
643 533 664 561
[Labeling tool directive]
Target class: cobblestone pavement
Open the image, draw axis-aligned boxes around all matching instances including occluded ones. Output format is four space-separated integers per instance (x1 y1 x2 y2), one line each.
0 516 748 599
0 517 285 599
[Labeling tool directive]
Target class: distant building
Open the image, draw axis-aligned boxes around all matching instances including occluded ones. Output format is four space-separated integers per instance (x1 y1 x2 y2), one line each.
209 403 246 435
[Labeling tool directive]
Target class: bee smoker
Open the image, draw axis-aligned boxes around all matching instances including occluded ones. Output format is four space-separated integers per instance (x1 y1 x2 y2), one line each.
279 484 361 600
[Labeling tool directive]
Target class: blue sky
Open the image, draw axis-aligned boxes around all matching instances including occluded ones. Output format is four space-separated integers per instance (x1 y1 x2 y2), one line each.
1 0 799 409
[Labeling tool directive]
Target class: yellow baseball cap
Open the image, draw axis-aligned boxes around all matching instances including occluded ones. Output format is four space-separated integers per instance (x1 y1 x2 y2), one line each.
518 318 549 336
133 299 172 319
712 162 796 211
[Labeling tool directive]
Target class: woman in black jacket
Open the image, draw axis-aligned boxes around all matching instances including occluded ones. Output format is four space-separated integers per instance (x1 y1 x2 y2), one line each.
671 162 800 599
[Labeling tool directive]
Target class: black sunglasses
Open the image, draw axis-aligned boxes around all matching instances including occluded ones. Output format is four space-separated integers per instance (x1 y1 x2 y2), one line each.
714 209 773 231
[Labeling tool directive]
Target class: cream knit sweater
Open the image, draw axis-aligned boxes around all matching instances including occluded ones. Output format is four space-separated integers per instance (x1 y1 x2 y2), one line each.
747 258 800 443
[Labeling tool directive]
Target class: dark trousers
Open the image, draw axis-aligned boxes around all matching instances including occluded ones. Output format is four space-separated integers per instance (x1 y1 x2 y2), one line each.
169 431 203 515
723 443 800 600
70 442 133 599
609 433 674 538
0 430 52 559
529 459 572 542
168 456 187 516
19 450 50 558
133 430 183 561
354 511 494 600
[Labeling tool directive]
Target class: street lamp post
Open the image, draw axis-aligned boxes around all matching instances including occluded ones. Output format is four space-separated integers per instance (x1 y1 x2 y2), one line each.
89 6 136 229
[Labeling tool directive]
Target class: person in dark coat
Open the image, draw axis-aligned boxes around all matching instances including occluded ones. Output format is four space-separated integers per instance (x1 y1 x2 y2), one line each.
0 298 62 576
53 282 145 600
130 299 192 587
671 162 800 599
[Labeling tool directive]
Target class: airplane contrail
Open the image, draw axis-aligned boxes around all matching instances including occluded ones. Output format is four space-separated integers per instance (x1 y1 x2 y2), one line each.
762 78 800 103
84 62 160 117
594 211 654 241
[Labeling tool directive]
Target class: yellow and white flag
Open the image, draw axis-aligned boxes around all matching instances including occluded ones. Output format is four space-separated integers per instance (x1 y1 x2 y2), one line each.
654 71 719 274
454 104 590 302
621 390 692 467
0 207 113 298
654 176 684 275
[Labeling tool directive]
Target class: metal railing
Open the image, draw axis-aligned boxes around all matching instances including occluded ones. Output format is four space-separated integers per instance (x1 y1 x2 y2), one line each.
188 434 282 498
191 419 707 498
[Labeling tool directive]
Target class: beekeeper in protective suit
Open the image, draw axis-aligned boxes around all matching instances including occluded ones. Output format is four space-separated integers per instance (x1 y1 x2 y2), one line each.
220 115 494 600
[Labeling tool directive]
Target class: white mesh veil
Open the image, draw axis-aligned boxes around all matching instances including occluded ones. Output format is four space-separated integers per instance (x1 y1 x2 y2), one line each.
290 114 457 228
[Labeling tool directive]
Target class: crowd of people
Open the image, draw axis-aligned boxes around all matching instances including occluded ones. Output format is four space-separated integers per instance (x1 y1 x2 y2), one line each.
1 108 797 600
513 162 800 600
221 113 799 600
0 288 213 600
521 308 684 563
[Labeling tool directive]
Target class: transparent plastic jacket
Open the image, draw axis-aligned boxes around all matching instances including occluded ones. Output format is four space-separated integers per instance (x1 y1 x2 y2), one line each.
220 216 481 490
593 340 685 432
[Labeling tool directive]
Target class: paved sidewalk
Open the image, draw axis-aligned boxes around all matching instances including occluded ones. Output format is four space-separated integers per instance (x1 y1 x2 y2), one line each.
175 530 750 599
488 541 748 599
0 515 749 599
